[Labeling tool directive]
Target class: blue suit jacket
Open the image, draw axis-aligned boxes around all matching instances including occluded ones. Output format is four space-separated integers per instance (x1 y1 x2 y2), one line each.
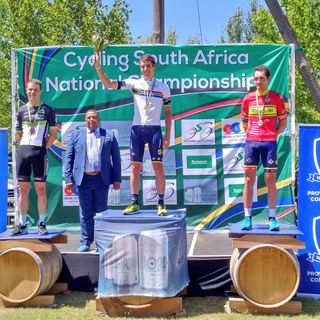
64 127 121 187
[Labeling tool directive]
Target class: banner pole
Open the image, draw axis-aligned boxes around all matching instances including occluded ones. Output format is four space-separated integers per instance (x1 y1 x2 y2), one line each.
11 48 19 225
290 44 296 188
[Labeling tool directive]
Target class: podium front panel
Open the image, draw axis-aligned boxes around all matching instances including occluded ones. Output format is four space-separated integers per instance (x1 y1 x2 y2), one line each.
94 209 189 297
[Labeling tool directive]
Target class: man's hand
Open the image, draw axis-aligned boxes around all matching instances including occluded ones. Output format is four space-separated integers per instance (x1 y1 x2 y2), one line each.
113 181 121 190
163 134 170 149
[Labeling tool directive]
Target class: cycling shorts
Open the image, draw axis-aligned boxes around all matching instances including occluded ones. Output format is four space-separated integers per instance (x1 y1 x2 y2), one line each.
16 145 48 182
244 140 278 172
130 125 163 163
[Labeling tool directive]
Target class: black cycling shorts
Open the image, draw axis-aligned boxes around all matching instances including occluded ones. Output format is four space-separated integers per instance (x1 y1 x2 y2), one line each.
16 145 48 182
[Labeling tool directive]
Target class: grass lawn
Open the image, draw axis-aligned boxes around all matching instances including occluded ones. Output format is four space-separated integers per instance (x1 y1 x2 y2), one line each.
1 292 320 320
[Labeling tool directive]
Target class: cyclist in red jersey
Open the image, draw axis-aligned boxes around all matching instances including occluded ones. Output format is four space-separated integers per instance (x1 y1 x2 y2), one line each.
241 65 287 231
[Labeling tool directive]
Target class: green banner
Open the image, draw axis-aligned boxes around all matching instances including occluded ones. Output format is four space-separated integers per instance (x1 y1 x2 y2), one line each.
15 44 295 230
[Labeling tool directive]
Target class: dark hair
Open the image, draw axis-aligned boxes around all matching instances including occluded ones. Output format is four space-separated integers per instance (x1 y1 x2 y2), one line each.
139 54 156 66
254 65 271 78
27 79 42 90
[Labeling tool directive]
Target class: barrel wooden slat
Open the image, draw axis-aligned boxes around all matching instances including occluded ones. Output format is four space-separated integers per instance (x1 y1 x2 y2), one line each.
230 244 300 308
0 245 62 303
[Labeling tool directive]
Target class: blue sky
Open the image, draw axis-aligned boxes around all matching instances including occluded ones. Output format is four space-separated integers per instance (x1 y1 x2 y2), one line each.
104 0 264 44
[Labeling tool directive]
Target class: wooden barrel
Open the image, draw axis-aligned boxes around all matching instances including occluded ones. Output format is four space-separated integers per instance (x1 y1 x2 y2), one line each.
230 244 300 308
0 245 62 303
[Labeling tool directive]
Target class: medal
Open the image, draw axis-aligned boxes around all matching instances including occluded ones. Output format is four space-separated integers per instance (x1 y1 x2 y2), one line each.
144 79 155 112
256 90 269 129
27 104 42 135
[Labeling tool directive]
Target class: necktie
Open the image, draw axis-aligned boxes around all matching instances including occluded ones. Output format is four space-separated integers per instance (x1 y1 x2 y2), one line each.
89 130 99 170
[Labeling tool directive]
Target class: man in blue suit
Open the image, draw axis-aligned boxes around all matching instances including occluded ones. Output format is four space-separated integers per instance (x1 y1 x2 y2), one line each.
64 109 121 252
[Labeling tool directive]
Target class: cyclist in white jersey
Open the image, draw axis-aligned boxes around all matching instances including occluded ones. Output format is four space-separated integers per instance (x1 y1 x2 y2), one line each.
12 79 57 236
94 52 172 216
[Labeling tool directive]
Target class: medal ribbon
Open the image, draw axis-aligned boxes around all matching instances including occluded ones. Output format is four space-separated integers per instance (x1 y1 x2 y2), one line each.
255 90 269 125
144 79 155 110
27 104 42 129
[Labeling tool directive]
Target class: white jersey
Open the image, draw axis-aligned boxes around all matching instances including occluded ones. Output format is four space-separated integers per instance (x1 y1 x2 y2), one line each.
120 78 171 126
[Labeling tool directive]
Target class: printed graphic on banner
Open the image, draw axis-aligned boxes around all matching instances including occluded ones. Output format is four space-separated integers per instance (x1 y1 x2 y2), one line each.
183 179 218 205
182 149 216 175
313 216 320 255
143 150 176 176
142 179 177 206
121 149 131 177
181 119 215 145
224 177 257 204
307 138 320 183
62 181 79 206
221 119 246 145
222 147 245 174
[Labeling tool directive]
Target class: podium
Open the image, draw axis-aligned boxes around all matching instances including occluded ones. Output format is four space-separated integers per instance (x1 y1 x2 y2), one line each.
0 229 67 307
227 223 305 314
94 209 189 316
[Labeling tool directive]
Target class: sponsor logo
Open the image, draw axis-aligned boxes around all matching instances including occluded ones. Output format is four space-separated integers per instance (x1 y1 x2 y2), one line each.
227 151 244 168
184 121 214 140
307 138 320 183
228 183 244 197
145 182 175 201
223 122 241 135
313 216 320 255
187 156 212 169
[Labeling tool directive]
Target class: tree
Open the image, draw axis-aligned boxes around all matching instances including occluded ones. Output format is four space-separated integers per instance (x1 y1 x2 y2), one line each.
0 0 132 132
186 35 201 45
264 0 320 109
166 27 178 45
222 0 258 43
222 0 320 123
253 0 320 122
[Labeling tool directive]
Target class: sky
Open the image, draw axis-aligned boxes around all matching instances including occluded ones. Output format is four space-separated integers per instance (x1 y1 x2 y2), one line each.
104 0 265 44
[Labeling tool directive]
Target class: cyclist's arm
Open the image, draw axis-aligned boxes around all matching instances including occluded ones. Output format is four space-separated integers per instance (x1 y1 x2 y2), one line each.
277 118 286 136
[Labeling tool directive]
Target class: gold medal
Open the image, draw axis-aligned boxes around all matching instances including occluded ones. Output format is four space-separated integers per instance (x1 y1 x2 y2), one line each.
258 119 263 126
30 126 36 134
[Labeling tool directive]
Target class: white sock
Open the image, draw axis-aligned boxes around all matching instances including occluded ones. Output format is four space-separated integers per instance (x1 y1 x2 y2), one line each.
38 215 46 225
244 208 251 217
269 208 276 218
20 215 27 225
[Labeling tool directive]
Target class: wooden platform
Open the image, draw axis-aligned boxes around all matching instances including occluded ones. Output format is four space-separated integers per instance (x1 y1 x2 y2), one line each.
226 297 302 314
96 296 184 317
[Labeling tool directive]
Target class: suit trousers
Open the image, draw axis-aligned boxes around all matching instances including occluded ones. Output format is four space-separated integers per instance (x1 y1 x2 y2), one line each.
77 175 109 246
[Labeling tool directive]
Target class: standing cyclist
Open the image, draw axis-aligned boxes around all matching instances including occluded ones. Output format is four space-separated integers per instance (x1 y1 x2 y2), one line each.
94 51 172 216
12 79 57 235
241 66 287 231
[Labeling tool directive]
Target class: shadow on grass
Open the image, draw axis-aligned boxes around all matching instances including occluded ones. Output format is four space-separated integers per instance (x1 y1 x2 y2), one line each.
54 291 96 309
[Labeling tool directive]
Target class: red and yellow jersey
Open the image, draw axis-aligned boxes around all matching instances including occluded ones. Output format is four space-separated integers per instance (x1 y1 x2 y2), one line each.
241 90 287 141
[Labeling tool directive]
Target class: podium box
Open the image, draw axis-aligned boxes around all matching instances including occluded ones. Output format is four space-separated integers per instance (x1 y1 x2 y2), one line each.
94 209 189 298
